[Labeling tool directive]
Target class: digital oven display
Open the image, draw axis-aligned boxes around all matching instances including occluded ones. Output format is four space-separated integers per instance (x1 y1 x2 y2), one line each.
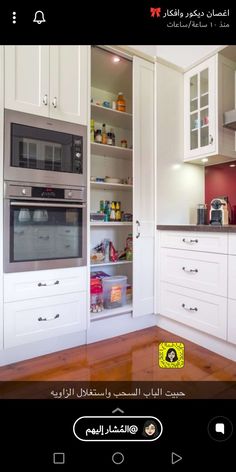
31 187 64 199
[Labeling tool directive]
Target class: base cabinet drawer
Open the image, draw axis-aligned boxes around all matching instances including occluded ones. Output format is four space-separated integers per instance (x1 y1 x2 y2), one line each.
160 248 227 296
160 282 227 340
159 231 228 254
228 300 236 345
4 292 87 348
4 267 87 302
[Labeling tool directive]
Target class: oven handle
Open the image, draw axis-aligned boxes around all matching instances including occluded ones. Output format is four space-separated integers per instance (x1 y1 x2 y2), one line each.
10 202 86 208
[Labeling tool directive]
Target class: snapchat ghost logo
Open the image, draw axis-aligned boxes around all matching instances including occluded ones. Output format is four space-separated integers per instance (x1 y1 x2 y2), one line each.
159 343 184 368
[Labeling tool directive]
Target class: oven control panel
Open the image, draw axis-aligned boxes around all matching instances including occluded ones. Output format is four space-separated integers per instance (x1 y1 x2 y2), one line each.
4 183 86 201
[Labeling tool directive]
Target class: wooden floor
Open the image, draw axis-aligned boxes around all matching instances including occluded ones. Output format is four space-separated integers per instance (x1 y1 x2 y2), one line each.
0 327 235 381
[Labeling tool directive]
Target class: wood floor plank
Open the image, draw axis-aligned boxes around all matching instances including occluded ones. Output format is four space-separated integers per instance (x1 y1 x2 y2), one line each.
0 327 235 381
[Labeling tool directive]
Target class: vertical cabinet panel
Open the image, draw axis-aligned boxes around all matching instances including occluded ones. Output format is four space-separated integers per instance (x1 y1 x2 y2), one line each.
5 46 49 115
50 45 88 125
133 57 155 317
0 46 3 350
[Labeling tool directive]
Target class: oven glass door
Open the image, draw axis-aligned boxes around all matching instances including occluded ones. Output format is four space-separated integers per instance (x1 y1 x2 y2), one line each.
11 124 83 174
10 202 83 264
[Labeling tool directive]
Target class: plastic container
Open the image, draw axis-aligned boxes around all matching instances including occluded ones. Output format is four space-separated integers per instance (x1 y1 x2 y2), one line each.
102 275 127 309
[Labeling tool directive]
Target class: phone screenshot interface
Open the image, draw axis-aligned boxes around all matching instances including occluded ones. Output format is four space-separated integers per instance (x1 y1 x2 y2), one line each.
0 4 235 469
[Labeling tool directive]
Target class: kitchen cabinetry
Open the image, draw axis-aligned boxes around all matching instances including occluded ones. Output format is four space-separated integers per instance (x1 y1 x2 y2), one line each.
228 234 236 344
90 47 155 321
184 54 236 165
158 231 227 340
5 46 88 125
3 267 87 348
133 57 155 317
0 46 3 351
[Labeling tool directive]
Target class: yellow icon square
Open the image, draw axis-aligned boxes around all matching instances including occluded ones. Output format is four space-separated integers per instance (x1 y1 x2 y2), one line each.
159 342 185 368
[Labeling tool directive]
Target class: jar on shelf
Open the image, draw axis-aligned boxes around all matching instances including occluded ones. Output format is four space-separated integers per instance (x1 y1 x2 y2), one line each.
95 129 102 143
121 139 128 148
90 282 104 313
116 92 126 112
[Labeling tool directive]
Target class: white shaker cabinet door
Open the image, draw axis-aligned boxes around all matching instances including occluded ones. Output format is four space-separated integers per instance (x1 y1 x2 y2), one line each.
5 46 49 116
49 46 88 125
133 57 155 317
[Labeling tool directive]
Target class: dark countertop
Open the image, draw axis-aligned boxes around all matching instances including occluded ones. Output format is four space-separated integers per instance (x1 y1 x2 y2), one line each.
156 224 236 232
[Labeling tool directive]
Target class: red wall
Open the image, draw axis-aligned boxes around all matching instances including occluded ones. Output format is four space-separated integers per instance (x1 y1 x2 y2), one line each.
205 161 236 224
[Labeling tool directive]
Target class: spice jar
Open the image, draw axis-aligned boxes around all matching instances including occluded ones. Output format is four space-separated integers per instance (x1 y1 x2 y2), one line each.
121 139 128 148
116 92 126 112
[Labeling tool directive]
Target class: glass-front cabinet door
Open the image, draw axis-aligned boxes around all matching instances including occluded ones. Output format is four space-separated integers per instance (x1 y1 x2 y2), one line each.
184 56 216 161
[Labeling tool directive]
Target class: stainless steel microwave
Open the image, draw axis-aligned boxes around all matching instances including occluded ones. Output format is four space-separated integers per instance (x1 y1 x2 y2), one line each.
4 110 87 187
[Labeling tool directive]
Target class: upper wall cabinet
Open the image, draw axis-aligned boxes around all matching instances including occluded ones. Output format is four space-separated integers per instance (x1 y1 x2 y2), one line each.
4 46 88 125
184 54 236 165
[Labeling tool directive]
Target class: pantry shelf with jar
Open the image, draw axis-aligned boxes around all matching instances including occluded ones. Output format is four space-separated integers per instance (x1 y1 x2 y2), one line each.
90 46 133 319
88 46 155 325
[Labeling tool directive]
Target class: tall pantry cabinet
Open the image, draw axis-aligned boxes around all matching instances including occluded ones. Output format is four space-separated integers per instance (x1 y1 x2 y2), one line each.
89 47 155 323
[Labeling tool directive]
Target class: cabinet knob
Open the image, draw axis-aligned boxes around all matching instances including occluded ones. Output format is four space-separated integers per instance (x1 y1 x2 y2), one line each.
52 97 57 108
42 94 48 106
209 134 214 145
21 188 26 195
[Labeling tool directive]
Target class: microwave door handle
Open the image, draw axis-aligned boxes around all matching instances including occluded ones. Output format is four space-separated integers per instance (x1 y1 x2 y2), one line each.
10 202 86 208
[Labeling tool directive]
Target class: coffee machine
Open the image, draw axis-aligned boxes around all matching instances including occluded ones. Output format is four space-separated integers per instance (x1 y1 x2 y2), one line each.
209 197 229 225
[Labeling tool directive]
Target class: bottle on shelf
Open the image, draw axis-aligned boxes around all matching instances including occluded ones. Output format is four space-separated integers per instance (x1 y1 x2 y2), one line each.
102 123 107 144
115 201 121 221
95 129 102 143
107 132 113 145
104 200 110 221
110 201 116 221
90 119 95 142
126 233 133 261
116 92 126 112
110 127 116 146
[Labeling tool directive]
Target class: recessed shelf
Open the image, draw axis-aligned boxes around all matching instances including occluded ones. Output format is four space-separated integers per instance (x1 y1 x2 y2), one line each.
91 260 132 268
90 303 133 321
91 142 132 160
90 221 132 226
91 104 132 129
90 181 132 191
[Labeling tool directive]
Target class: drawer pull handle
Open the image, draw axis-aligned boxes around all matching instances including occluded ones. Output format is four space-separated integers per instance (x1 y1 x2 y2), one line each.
182 303 198 312
182 238 198 243
38 314 60 322
182 267 198 273
38 280 60 287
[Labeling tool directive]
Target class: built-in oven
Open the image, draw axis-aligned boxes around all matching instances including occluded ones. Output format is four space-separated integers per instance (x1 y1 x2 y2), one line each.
4 182 87 272
4 110 87 187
